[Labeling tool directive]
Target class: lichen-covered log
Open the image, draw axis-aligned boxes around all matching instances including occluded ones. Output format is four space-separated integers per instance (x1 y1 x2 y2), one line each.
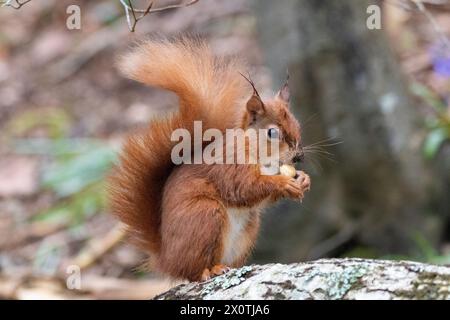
155 258 450 300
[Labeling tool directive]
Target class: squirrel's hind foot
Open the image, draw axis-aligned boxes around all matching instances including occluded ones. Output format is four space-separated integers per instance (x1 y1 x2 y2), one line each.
200 264 231 282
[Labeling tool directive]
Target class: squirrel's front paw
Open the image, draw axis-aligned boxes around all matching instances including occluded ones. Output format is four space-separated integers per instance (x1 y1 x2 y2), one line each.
279 176 303 199
296 170 311 193
280 171 311 200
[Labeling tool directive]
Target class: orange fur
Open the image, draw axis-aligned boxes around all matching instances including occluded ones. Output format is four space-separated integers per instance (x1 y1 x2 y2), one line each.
108 36 310 281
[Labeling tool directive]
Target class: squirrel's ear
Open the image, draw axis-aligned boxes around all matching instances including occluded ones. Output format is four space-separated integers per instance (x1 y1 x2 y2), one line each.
276 73 290 103
246 94 265 118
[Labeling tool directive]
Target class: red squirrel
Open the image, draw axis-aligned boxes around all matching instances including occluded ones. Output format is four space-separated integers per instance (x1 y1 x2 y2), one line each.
109 37 311 282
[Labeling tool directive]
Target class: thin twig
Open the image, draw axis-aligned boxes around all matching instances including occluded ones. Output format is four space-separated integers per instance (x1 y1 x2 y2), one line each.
119 0 200 32
128 0 154 32
120 0 199 14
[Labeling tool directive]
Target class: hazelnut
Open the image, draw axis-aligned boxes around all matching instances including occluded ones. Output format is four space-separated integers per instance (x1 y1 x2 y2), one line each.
280 164 296 178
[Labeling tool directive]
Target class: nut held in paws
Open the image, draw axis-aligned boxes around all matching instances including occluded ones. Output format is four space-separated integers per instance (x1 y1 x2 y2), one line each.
280 164 296 178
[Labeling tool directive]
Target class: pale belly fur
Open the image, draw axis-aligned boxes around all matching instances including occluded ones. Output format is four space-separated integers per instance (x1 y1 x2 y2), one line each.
221 205 263 266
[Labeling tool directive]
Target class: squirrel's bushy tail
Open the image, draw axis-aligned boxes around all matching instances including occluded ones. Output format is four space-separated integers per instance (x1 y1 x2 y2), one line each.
109 37 248 255
118 36 247 131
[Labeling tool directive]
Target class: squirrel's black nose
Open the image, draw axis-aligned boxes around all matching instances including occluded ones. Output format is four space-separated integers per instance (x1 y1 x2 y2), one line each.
292 152 304 163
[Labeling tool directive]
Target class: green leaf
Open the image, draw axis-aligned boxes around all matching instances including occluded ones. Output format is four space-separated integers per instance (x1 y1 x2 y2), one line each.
423 128 449 159
42 146 116 197
21 138 117 225
33 183 107 226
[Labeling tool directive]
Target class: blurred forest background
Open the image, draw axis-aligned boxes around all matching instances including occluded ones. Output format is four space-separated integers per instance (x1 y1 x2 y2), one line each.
0 0 449 299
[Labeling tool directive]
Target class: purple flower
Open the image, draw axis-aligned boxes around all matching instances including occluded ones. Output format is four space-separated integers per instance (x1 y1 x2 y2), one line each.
430 42 450 78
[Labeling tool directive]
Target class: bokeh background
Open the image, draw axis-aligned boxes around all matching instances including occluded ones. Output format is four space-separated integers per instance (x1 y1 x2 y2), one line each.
0 0 449 299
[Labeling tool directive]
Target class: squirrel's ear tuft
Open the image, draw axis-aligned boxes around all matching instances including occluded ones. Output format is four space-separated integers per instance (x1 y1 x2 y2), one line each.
240 72 265 121
276 73 290 103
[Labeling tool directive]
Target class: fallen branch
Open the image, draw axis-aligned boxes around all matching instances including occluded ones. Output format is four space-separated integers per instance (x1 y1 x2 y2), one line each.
155 258 450 300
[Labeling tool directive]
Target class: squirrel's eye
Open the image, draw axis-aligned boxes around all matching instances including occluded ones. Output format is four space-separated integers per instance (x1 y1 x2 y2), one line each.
268 127 280 140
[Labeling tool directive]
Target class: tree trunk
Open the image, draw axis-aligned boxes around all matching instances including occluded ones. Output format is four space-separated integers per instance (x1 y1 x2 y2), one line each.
155 259 450 300
252 0 444 262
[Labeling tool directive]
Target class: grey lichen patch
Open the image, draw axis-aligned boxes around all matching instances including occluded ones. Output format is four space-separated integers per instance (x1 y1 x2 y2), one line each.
200 265 254 296
235 265 255 279
304 263 369 299
327 266 368 299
